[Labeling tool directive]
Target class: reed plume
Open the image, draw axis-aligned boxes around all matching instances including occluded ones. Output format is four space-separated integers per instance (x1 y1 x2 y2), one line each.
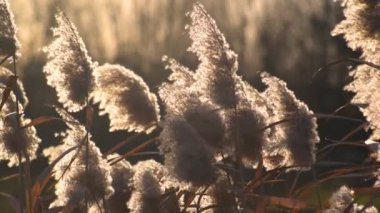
0 94 41 167
227 79 270 167
333 0 380 139
188 3 239 109
43 12 96 112
159 116 218 186
128 159 180 213
159 56 195 114
160 56 226 149
50 113 113 211
0 68 40 167
261 72 319 170
91 63 160 133
0 0 20 58
0 66 27 106
324 185 378 213
105 154 134 213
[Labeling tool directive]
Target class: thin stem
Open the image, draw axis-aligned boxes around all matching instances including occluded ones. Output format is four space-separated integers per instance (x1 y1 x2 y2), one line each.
105 123 157 156
312 57 380 81
23 150 31 213
17 153 24 213
110 137 157 165
84 103 90 212
259 113 367 133
13 53 32 213
196 186 209 213
0 54 11 66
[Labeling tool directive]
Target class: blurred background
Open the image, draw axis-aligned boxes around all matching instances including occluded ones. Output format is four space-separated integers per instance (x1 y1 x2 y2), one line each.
1 0 374 206
9 0 351 110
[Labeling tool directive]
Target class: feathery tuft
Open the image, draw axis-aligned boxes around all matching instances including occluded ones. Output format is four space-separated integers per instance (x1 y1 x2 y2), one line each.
43 12 96 112
261 72 319 170
0 93 40 167
208 176 236 213
128 159 180 213
188 3 239 109
50 115 113 210
0 0 20 58
184 103 226 149
127 169 163 213
227 108 267 167
332 0 380 61
105 154 135 213
333 0 380 139
159 116 218 186
162 56 194 86
91 63 160 133
0 67 28 106
159 56 196 114
324 185 378 213
226 79 270 167
345 65 380 139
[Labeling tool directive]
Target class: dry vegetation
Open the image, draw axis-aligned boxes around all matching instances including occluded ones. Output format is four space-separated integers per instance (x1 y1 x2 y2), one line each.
0 0 379 212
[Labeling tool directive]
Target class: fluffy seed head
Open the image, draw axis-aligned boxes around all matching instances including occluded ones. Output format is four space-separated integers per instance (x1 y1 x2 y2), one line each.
128 169 162 213
50 117 114 210
159 56 196 114
227 108 267 167
128 160 181 213
324 186 354 212
225 78 270 167
0 0 20 58
43 12 96 112
208 176 236 213
324 185 378 213
92 63 160 133
261 72 319 170
162 56 194 86
345 66 380 139
188 3 239 108
0 67 28 106
159 116 218 186
183 103 226 149
333 0 380 140
0 93 41 167
332 0 380 61
105 154 135 213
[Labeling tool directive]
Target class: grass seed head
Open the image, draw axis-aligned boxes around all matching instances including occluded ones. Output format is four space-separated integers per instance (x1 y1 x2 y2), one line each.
159 116 218 186
92 63 160 133
0 94 41 167
261 72 319 170
43 12 95 112
0 0 20 58
188 3 239 109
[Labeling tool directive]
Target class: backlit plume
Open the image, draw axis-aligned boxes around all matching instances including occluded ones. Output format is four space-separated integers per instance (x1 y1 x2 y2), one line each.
50 113 113 210
261 72 319 170
333 0 380 139
0 0 20 58
159 116 218 186
0 94 41 167
0 68 40 167
324 185 378 213
91 63 160 133
43 12 96 112
188 3 239 109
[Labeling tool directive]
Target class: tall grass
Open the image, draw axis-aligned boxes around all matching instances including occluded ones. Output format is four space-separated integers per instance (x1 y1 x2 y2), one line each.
0 0 379 212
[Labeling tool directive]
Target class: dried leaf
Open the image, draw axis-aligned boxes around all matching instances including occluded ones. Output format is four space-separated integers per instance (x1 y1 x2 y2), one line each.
22 116 61 128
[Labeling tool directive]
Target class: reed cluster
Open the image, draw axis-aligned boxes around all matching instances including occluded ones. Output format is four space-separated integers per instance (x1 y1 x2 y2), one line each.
0 0 379 212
